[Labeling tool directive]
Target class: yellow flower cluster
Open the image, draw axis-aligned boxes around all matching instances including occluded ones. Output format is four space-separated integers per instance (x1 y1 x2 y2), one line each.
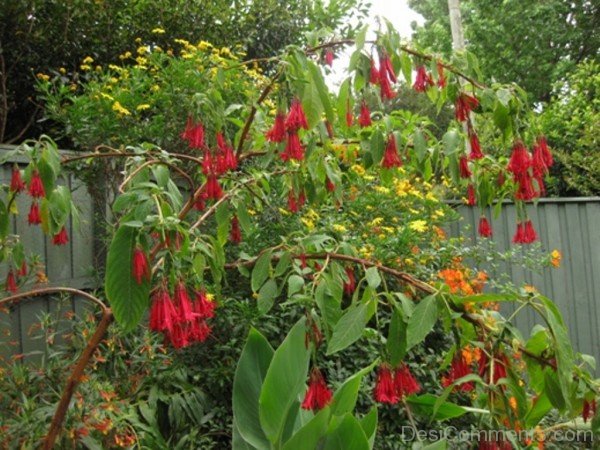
112 101 131 116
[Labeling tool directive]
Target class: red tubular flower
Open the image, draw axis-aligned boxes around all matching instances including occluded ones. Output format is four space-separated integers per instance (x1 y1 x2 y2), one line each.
298 190 306 207
467 184 476 206
216 132 238 172
378 68 395 100
436 61 447 88
478 217 493 238
230 215 242 244
324 49 334 67
515 173 537 201
266 112 287 143
497 171 506 187
535 136 553 168
5 270 18 293
167 322 190 349
282 131 304 161
582 398 597 423
394 364 421 397
288 190 299 213
441 354 474 392
52 227 69 246
301 367 333 411
459 156 472 179
512 220 537 244
455 93 479 122
194 289 216 319
345 99 353 127
358 101 372 128
325 177 335 193
285 98 309 131
343 266 356 296
174 281 194 323
10 166 25 193
413 66 434 92
18 261 27 277
149 287 177 333
189 319 211 343
28 170 45 198
194 189 208 211
507 141 531 177
28 201 41 225
478 352 509 384
374 364 399 404
181 117 205 149
469 130 484 160
381 54 397 83
382 134 402 168
205 174 223 200
369 58 380 84
132 247 150 284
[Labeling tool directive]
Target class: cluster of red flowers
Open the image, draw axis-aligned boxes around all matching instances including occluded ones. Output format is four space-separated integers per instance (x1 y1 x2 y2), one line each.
441 348 510 392
149 282 216 348
374 363 421 404
413 66 434 92
582 398 597 423
455 93 479 122
287 189 306 213
265 98 309 161
369 54 397 100
477 437 513 450
382 133 402 169
9 165 69 245
301 367 333 411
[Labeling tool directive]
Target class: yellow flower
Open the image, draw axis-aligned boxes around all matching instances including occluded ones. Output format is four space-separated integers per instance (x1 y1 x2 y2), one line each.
369 217 384 227
432 209 445 219
100 93 114 100
550 250 562 268
112 101 131 116
300 217 315 230
36 73 50 81
151 84 160 92
351 164 365 176
119 51 132 60
205 293 215 301
152 27 166 34
58 67 66 75
80 64 91 71
426 192 439 202
197 40 212 51
278 207 290 216
409 220 427 233
136 104 151 111
332 224 347 233
374 186 390 194
524 285 538 294
82 56 94 64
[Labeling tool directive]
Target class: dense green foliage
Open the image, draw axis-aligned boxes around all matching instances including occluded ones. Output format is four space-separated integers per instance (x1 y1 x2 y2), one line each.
408 0 599 104
0 0 368 144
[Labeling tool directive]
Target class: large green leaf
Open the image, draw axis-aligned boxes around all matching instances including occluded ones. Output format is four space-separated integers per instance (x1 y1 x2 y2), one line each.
331 362 377 416
307 60 334 124
387 307 407 366
259 318 310 445
233 328 274 450
105 225 150 332
327 302 370 355
406 295 438 350
406 394 467 421
251 251 272 292
323 413 370 450
359 407 378 449
282 408 331 450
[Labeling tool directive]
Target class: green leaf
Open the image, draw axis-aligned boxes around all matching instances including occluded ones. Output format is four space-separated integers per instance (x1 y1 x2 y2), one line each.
252 251 272 292
327 302 371 355
152 165 169 188
413 130 427 162
233 419 259 450
233 328 274 450
406 295 438 350
543 369 566 411
422 440 447 450
257 279 278 315
524 392 552 428
105 225 150 332
400 52 412 85
364 267 381 289
282 408 330 450
331 362 377 416
308 60 334 124
323 413 370 450
275 252 292 276
370 130 385 164
259 318 310 445
442 130 460 155
302 74 324 129
287 275 305 297
453 293 517 305
387 308 407 366
406 394 467 421
359 407 378 449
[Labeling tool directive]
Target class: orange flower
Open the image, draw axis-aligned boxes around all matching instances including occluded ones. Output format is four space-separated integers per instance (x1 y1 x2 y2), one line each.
550 250 561 268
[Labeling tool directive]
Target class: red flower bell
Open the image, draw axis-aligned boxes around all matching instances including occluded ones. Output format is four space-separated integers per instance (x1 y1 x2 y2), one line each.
374 364 399 404
466 184 476 206
358 101 372 128
230 215 242 244
174 281 194 323
469 129 484 160
28 170 45 198
132 247 150 284
394 364 421 397
324 49 334 67
478 217 493 238
301 367 333 411
441 354 474 392
52 227 69 246
266 112 286 143
382 134 402 168
455 93 479 122
181 117 206 149
413 66 434 92
285 98 309 132
582 398 597 423
459 156 472 179
343 266 356 296
5 270 18 293
28 201 41 225
149 287 177 333
10 166 25 193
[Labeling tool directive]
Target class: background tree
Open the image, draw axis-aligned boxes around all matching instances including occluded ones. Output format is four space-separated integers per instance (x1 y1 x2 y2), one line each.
0 0 369 144
408 0 599 104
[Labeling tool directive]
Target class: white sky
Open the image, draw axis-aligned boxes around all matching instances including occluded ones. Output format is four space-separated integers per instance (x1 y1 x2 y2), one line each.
327 0 424 87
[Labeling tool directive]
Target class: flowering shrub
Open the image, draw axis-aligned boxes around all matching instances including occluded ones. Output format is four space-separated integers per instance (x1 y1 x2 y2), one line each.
1 22 598 449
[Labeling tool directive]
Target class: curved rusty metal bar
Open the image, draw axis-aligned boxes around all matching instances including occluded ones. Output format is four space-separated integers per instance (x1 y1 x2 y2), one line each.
0 287 113 449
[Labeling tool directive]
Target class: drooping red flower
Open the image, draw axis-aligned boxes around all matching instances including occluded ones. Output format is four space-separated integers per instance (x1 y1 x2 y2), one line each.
478 351 509 384
149 287 177 333
18 261 27 277
380 54 397 83
28 170 45 198
345 99 353 127
478 217 493 238
441 354 474 392
436 61 447 88
343 266 356 296
374 364 399 404
10 166 25 193
507 141 531 177
174 281 194 323
535 136 553 167
455 93 479 122
513 220 537 244
216 132 238 172
181 117 206 149
394 364 421 397
413 66 434 92
497 171 506 187
189 319 211 343
5 270 18 293
523 220 538 243
230 215 242 244
325 177 335 193
358 101 372 128
298 190 306 207
132 247 150 284
266 112 287 143
467 184 476 206
469 129 484 160
52 227 69 246
281 131 304 161
324 49 334 67
515 173 537 201
205 174 223 200
382 133 402 168
301 367 333 411
194 189 208 211
378 68 395 100
288 190 299 213
28 201 41 225
285 98 309 132
369 58 380 84
459 156 472 179
167 322 190 349
582 398 597 423
193 289 216 319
